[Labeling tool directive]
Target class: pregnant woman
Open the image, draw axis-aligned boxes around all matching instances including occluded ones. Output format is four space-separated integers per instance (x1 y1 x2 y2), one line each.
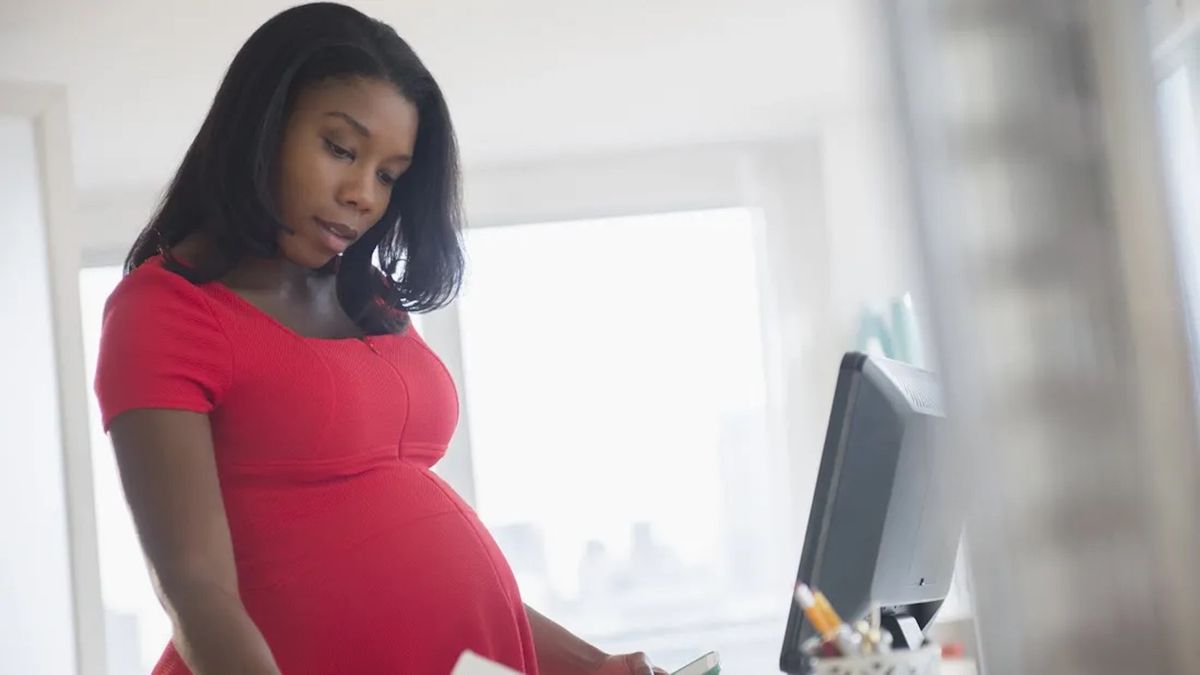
94 4 666 673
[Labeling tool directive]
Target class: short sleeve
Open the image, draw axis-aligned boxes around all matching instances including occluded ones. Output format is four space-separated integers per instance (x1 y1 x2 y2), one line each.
94 264 233 431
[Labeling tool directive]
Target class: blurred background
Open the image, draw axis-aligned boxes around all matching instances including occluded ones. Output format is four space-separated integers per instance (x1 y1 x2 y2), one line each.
3 0 1200 673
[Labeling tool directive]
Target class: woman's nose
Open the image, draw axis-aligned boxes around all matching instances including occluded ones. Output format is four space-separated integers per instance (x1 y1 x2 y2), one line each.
337 169 379 214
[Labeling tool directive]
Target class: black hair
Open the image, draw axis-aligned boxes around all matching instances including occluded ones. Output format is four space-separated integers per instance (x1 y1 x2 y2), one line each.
125 2 464 334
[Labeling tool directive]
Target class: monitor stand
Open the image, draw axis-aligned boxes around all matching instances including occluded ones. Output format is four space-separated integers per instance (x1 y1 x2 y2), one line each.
880 599 942 650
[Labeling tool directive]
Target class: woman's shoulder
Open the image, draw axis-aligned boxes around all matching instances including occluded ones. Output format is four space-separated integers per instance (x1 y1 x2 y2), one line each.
105 254 222 326
95 254 234 428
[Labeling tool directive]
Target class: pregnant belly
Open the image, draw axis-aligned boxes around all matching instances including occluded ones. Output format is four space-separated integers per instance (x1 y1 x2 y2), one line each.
216 460 530 673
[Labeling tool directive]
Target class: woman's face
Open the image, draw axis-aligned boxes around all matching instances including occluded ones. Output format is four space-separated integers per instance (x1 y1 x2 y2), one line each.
273 76 418 269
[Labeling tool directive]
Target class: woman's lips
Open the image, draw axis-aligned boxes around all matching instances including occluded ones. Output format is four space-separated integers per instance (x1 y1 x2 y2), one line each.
315 217 357 253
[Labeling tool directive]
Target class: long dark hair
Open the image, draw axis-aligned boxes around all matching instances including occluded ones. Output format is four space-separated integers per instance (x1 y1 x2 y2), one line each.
126 2 464 334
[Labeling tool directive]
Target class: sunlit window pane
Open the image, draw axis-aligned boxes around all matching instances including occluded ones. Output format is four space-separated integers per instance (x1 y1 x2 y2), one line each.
457 208 786 671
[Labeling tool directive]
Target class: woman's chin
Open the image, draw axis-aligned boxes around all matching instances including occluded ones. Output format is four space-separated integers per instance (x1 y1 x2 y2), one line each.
278 229 343 267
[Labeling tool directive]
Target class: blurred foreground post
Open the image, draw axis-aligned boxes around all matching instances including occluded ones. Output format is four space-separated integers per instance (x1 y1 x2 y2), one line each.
883 1 1200 672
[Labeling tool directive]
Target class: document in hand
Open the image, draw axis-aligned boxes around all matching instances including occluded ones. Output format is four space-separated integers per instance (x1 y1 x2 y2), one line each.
450 650 523 675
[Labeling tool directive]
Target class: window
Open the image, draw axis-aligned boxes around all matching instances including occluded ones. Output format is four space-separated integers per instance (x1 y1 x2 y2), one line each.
456 208 790 673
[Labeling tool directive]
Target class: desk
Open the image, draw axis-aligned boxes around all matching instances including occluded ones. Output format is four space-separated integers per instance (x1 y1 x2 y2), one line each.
942 659 977 675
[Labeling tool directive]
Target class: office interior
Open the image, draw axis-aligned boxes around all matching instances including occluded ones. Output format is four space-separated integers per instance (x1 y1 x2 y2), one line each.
3 1 1200 673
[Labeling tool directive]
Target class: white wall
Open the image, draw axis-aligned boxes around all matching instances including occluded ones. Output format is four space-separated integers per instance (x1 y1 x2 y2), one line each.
0 115 79 675
0 0 871 194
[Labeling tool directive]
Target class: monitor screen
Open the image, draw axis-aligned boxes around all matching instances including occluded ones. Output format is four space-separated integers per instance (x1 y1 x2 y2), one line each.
779 353 965 673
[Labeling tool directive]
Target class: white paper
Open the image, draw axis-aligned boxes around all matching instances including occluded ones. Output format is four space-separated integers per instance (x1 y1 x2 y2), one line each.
450 650 522 675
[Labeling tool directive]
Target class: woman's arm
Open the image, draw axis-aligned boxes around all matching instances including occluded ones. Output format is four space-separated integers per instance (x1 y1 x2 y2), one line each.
525 605 666 675
525 604 608 673
110 408 281 675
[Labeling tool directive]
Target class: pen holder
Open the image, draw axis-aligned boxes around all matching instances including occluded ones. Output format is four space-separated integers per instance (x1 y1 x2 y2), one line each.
810 645 941 675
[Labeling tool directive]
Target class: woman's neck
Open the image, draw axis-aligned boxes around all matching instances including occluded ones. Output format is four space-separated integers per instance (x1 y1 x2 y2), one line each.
172 232 336 299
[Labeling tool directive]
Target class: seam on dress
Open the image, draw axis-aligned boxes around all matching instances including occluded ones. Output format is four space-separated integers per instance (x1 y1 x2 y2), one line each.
300 339 339 456
369 341 413 457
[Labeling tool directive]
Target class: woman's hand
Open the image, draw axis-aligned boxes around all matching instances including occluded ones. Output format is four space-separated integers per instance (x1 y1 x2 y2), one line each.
523 605 669 675
593 652 669 675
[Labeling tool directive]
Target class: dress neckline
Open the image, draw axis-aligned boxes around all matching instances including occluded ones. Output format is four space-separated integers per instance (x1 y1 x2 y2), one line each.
151 254 406 343
207 281 405 343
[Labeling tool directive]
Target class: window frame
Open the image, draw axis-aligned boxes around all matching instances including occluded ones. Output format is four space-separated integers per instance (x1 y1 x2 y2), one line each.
4 80 106 675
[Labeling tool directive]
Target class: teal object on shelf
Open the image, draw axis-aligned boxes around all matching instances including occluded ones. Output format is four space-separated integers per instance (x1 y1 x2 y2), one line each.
855 293 924 367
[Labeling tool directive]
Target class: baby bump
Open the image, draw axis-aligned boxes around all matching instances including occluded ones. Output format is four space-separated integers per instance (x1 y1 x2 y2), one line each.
246 510 527 672
217 459 527 670
218 455 515 592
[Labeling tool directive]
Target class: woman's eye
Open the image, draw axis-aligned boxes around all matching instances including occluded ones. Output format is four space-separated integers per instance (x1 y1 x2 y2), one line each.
324 139 354 160
378 171 397 186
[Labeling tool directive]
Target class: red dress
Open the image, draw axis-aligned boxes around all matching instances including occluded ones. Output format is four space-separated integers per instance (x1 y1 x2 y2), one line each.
94 256 538 675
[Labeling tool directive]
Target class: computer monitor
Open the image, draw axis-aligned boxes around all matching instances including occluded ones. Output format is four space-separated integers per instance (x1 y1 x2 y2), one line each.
779 352 965 674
